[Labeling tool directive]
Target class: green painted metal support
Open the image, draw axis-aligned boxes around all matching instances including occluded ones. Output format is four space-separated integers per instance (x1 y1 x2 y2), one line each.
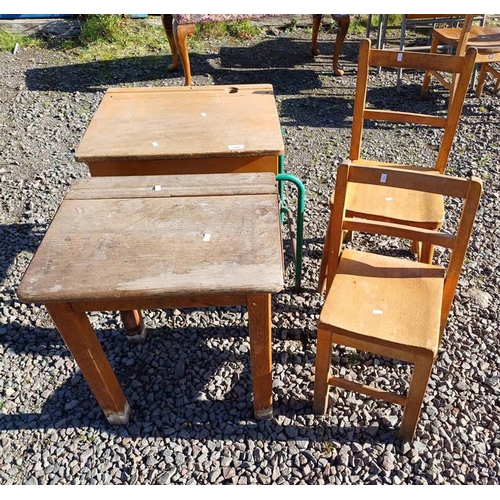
276 173 305 290
278 155 285 223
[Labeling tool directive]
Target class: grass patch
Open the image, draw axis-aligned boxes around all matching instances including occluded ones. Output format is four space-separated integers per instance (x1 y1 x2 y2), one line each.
0 28 45 51
64 16 263 62
71 15 170 61
78 14 124 45
195 19 262 40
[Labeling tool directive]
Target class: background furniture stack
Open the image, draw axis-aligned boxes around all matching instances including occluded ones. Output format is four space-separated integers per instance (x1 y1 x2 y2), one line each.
161 14 350 85
421 14 500 98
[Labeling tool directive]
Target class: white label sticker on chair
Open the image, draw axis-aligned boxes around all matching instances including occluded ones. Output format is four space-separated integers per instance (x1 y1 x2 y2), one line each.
203 233 211 241
201 112 207 117
153 185 162 191
228 144 244 150
380 173 387 183
372 309 383 315
397 53 403 61
152 141 159 147
384 197 393 201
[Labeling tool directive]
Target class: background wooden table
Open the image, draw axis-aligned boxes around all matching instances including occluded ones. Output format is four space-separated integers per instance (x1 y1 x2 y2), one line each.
75 84 285 176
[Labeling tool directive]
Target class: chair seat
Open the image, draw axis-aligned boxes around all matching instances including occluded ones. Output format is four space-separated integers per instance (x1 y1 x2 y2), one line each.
435 26 500 50
333 163 444 229
319 249 444 356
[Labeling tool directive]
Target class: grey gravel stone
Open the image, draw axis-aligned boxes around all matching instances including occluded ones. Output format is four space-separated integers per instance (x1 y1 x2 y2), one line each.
0 18 499 485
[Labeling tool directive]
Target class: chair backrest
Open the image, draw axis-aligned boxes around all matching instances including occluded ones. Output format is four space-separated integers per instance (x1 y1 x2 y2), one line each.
328 160 482 337
351 38 477 173
451 15 477 55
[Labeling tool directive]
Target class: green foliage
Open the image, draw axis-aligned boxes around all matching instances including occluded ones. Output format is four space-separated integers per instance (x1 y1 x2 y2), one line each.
347 351 362 366
348 15 368 35
195 19 262 40
74 15 170 61
349 14 403 35
0 28 44 51
194 21 228 39
78 14 124 45
322 441 335 454
226 19 261 39
79 433 96 442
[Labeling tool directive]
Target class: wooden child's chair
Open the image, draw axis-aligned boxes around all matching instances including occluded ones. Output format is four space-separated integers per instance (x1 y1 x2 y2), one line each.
314 161 483 441
318 39 477 292
422 14 500 98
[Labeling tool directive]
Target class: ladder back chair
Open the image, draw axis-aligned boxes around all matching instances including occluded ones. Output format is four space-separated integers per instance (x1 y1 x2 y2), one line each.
318 39 477 291
314 161 483 441
422 14 500 98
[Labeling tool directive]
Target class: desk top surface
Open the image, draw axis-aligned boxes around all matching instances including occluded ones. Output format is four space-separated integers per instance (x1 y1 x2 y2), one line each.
18 172 284 304
75 84 285 163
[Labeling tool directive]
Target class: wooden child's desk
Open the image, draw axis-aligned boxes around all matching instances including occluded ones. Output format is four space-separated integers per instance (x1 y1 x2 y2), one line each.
18 172 284 424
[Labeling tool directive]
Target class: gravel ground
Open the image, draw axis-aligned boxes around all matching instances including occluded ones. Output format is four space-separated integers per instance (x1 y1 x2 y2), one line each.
0 23 499 485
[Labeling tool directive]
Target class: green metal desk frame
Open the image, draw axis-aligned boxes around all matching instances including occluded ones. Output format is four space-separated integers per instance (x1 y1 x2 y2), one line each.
277 154 305 291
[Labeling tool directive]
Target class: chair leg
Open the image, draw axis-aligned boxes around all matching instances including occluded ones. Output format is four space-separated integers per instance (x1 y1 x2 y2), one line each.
399 353 435 441
419 243 435 264
447 74 459 113
173 21 196 86
475 63 488 97
318 214 334 293
494 68 500 93
343 230 353 243
161 15 179 71
332 15 350 76
411 240 434 264
411 240 421 259
312 15 349 77
311 15 322 56
421 36 440 98
313 327 334 414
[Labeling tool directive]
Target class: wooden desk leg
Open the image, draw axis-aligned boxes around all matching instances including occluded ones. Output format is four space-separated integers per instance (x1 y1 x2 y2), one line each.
120 310 147 343
46 302 131 425
247 293 273 419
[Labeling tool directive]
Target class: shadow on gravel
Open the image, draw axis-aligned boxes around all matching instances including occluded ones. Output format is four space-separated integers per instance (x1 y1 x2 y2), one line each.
279 94 353 128
23 36 361 97
25 55 178 93
0 223 46 286
1 317 402 445
209 37 358 94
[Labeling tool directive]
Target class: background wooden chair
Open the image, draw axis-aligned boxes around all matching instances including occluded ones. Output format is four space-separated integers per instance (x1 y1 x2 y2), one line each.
366 15 486 90
314 161 483 441
318 39 477 291
421 14 500 98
